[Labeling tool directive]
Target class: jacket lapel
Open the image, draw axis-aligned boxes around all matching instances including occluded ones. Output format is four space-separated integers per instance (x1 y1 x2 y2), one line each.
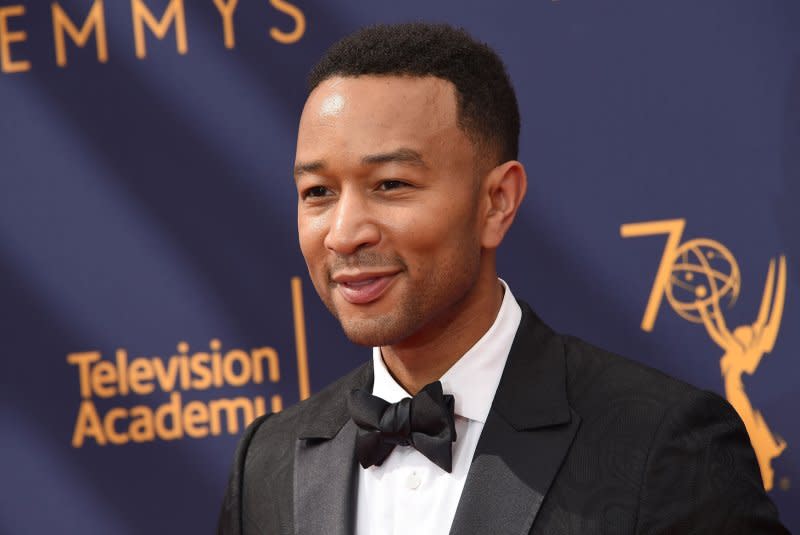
450 302 581 535
293 363 373 535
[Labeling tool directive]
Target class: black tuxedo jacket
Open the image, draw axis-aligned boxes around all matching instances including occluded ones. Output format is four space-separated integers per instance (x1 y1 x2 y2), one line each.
219 302 788 534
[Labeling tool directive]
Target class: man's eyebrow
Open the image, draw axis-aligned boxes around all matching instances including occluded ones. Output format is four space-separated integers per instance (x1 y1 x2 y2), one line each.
294 149 427 179
362 148 427 168
293 160 325 178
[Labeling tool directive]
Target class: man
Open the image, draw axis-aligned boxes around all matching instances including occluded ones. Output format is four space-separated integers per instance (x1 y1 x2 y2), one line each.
219 23 788 534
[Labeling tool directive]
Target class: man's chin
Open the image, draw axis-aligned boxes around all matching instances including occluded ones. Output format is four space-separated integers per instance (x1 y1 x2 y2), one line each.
321 292 417 346
339 325 395 347
338 317 410 347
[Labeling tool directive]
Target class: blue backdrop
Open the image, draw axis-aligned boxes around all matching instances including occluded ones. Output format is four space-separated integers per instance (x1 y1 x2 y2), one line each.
1 1 797 533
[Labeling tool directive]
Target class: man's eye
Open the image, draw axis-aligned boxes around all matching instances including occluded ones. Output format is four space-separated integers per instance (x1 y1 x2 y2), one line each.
302 186 331 199
378 180 409 191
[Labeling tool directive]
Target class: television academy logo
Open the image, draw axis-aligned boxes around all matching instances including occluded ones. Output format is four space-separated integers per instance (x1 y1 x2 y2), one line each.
66 277 311 448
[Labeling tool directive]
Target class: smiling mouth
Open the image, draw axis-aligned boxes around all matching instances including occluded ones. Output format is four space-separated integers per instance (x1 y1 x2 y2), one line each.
333 272 399 305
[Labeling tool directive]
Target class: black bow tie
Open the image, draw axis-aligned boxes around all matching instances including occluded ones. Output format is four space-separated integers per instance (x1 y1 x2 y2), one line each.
348 381 457 472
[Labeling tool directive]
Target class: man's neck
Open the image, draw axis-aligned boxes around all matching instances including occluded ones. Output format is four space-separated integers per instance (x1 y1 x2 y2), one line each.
379 274 504 395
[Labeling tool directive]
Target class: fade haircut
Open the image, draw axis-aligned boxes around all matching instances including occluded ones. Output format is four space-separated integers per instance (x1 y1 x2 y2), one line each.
308 23 520 165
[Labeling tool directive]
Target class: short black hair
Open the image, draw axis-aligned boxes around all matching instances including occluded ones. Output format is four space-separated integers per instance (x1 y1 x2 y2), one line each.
308 23 520 165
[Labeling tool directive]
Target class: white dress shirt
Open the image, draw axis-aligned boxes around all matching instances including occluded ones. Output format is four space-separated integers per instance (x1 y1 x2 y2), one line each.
355 280 522 535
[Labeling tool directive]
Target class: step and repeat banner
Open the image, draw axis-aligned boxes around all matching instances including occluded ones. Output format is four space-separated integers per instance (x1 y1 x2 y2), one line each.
1 1 797 533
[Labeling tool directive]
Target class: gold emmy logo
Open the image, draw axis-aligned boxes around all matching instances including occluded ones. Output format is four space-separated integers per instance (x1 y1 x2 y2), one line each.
621 219 787 491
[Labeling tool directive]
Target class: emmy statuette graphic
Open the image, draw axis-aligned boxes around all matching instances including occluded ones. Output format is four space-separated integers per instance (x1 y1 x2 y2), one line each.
622 219 787 491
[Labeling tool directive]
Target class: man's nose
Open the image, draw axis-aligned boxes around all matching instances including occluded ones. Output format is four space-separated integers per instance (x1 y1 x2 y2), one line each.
323 189 380 255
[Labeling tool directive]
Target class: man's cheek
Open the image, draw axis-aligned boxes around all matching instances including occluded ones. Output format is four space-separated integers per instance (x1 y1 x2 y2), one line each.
308 270 331 306
298 234 324 267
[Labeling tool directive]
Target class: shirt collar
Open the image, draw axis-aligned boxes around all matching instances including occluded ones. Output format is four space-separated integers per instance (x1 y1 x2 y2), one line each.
371 279 522 424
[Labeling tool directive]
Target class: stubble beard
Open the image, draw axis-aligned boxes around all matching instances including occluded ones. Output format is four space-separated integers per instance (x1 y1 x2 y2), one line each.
316 273 423 347
321 252 482 348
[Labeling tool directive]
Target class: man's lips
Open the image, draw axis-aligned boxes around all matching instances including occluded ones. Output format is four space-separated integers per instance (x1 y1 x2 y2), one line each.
332 271 399 305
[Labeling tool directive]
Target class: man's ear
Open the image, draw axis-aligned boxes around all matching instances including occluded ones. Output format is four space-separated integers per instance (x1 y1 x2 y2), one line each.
480 160 528 249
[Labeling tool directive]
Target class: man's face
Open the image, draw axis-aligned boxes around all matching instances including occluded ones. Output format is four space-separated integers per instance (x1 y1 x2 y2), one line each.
294 75 486 347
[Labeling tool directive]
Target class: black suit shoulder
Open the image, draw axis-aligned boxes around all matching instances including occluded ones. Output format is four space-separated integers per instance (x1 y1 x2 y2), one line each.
535 333 787 534
562 333 704 413
559 334 748 455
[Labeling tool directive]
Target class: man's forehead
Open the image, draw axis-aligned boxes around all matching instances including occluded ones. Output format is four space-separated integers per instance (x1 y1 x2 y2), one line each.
295 75 466 163
301 75 459 124
318 92 345 117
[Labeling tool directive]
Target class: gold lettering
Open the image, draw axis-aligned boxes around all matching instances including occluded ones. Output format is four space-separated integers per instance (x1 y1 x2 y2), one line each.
175 341 191 390
254 395 267 416
104 407 129 445
268 0 305 45
251 346 279 383
183 400 209 438
0 5 31 73
51 0 108 68
72 400 106 447
223 349 251 387
190 351 212 389
179 353 191 389
151 355 180 391
210 339 224 387
129 405 155 442
67 351 101 398
131 0 187 59
271 394 282 413
208 396 253 435
620 219 686 331
154 391 183 440
91 360 118 398
212 0 238 49
129 357 155 394
116 349 129 395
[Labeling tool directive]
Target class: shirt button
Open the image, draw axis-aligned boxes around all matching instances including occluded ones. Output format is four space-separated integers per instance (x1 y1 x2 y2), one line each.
405 471 422 490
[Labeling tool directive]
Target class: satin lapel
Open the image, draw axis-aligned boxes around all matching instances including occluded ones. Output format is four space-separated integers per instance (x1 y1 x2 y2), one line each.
291 362 372 535
449 407 580 535
450 302 580 535
293 419 359 535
